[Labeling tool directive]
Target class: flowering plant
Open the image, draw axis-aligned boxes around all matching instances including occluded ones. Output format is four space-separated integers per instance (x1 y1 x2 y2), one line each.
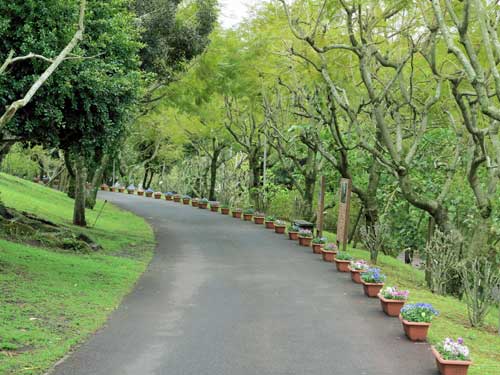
146 188 154 193
165 191 173 196
335 251 353 261
435 337 470 361
210 201 220 206
265 215 276 222
350 260 370 271
298 229 313 238
287 224 300 232
400 303 439 323
312 237 327 244
254 211 265 217
127 184 136 191
243 208 255 215
200 198 209 204
275 220 286 226
220 204 229 209
233 207 242 212
324 243 338 251
381 286 409 300
360 268 386 283
182 194 191 199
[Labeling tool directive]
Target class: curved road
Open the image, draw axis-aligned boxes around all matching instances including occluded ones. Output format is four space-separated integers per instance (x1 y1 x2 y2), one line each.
51 192 436 375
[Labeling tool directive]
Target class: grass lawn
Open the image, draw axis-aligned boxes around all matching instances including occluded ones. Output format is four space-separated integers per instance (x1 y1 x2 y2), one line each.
0 173 155 374
322 230 500 375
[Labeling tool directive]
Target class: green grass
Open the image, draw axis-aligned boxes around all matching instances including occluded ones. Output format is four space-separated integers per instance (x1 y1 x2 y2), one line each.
0 173 155 374
323 231 500 375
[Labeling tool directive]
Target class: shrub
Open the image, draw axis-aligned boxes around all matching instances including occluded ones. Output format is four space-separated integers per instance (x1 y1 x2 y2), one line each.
400 303 439 323
361 268 386 283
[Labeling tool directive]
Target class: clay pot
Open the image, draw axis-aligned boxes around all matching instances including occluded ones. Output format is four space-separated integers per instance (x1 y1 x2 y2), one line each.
199 203 208 209
127 189 135 195
183 198 190 205
431 346 472 375
154 193 162 199
243 214 253 221
288 231 299 240
110 187 116 192
33 177 41 183
322 250 337 262
312 243 323 254
166 195 172 201
335 259 350 272
298 236 312 247
349 267 367 284
137 191 144 196
254 216 265 225
192 200 199 207
173 196 181 202
145 191 153 198
274 225 286 234
232 211 242 219
377 294 406 317
119 188 125 193
362 280 384 297
211 206 219 212
221 208 230 215
265 221 275 229
100 184 109 191
399 315 431 342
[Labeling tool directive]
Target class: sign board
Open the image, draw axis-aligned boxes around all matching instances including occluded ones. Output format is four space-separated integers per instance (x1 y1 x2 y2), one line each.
336 178 352 250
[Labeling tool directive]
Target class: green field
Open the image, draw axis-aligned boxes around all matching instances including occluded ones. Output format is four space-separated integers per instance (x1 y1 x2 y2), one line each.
0 173 155 374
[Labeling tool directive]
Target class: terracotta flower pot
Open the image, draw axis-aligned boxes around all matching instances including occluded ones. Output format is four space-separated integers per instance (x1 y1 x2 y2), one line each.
349 267 367 284
211 206 219 212
166 195 172 201
362 280 384 297
221 208 230 215
146 192 153 198
399 315 431 342
322 250 337 262
312 243 323 254
33 177 40 183
100 184 109 191
232 211 242 219
173 196 181 202
299 236 312 247
137 191 144 196
243 214 253 221
119 188 125 193
377 294 406 317
288 231 299 240
265 221 275 229
335 259 351 272
127 189 135 195
110 187 116 192
254 216 265 225
192 200 199 207
154 193 162 199
199 203 208 209
183 198 190 205
274 225 286 234
431 346 472 375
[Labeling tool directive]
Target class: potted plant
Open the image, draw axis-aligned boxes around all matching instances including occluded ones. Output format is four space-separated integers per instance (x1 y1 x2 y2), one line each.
431 338 472 375
199 198 209 209
298 229 313 246
137 188 145 196
265 215 276 229
378 286 409 317
349 260 370 284
210 201 220 212
154 191 162 199
127 185 136 195
243 208 254 221
287 224 300 240
274 220 286 233
173 194 181 202
145 188 154 198
321 243 338 262
254 211 265 224
399 303 439 342
232 208 242 219
118 186 125 193
100 183 109 191
334 251 353 272
191 198 199 207
361 268 386 297
165 192 173 201
220 204 230 215
311 237 326 254
110 186 116 192
182 195 191 205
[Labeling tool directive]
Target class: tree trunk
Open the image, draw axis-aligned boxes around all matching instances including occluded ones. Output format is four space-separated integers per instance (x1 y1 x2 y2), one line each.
248 154 261 209
142 168 149 189
303 173 316 220
208 149 222 201
73 156 87 227
64 152 76 199
86 154 108 209
146 170 154 190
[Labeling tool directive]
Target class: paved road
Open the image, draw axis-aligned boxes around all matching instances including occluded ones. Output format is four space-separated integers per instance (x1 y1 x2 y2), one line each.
50 192 437 375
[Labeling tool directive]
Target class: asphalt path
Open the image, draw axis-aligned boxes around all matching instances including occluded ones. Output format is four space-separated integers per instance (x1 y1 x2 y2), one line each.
50 192 437 375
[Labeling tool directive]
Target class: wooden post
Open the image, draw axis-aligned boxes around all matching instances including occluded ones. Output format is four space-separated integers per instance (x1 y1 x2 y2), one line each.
317 175 326 237
336 178 352 252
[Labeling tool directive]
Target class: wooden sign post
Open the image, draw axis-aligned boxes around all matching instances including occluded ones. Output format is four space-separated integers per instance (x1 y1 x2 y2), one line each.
336 178 352 252
316 176 326 237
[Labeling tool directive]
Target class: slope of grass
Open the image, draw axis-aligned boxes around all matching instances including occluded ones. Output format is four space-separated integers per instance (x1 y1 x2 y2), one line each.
0 173 155 374
323 231 500 375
